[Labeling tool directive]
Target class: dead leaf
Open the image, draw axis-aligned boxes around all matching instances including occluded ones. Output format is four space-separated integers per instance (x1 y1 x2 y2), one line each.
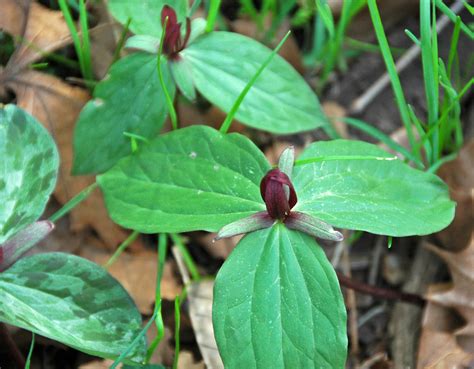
322 101 349 139
80 246 182 315
0 0 71 71
436 140 474 251
78 359 115 369
231 16 305 74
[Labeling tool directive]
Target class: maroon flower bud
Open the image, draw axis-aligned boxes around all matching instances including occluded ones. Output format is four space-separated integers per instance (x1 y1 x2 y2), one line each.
161 5 191 59
260 168 297 221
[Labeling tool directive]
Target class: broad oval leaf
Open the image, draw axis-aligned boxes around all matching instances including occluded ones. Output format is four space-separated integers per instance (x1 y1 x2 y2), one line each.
98 125 270 233
73 53 175 174
0 105 59 244
292 140 455 236
0 252 146 364
213 224 347 369
108 0 188 37
182 32 329 134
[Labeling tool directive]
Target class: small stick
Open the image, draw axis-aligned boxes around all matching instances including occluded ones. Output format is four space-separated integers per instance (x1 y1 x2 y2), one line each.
337 272 425 306
0 322 25 368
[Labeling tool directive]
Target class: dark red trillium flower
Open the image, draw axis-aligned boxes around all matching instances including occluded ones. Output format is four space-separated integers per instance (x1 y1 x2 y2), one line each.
216 147 343 242
260 168 297 221
161 5 191 59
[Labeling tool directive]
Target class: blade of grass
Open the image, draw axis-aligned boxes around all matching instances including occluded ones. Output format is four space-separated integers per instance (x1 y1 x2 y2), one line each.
172 295 182 369
342 117 425 168
146 233 168 363
219 31 291 134
404 29 421 46
436 0 474 39
206 0 222 32
447 16 461 81
170 233 201 281
367 0 417 156
157 17 178 130
104 231 140 269
24 334 35 369
112 17 132 63
49 182 98 222
58 0 85 76
78 0 93 83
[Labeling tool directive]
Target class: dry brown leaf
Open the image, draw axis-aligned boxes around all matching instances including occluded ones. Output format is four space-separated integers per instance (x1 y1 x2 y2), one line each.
0 0 71 70
425 240 474 339
436 140 474 251
80 246 182 315
231 16 305 74
322 101 349 139
78 359 115 369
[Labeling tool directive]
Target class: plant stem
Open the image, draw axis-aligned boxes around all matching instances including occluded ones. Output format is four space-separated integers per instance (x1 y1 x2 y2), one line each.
157 17 178 130
49 182 98 222
104 230 140 269
336 272 425 306
0 322 25 369
170 233 201 281
206 0 221 32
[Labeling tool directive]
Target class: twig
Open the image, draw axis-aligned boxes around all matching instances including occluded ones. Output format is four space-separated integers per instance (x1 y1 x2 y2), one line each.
337 272 425 306
0 323 25 368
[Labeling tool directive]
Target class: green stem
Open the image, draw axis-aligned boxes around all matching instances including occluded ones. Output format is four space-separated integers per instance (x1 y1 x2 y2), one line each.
104 230 139 269
145 233 168 363
294 155 398 166
157 17 178 130
25 333 35 369
49 183 98 223
219 31 292 134
172 296 181 369
112 17 132 63
206 0 222 32
170 233 201 281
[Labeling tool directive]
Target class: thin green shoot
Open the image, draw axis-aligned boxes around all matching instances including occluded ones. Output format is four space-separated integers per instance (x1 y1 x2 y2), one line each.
447 16 461 81
387 236 393 249
170 233 201 281
367 0 418 157
78 0 92 83
342 117 424 168
436 0 474 39
420 0 439 163
404 29 420 46
112 17 132 63
172 288 188 369
219 31 291 134
157 17 178 131
463 1 474 15
427 152 457 173
123 132 149 153
294 155 398 167
104 231 139 269
146 233 168 363
29 62 49 69
24 333 35 369
345 37 406 55
110 308 159 369
206 0 222 32
49 182 98 222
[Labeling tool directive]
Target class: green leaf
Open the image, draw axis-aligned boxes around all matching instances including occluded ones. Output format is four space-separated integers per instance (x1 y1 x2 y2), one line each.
0 252 145 364
73 53 175 174
123 365 165 369
182 32 329 134
292 140 455 236
213 224 347 369
170 59 196 101
108 0 188 37
98 126 270 233
0 105 59 244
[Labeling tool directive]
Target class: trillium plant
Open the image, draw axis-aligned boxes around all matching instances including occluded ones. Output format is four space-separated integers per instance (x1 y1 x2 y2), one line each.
0 0 456 368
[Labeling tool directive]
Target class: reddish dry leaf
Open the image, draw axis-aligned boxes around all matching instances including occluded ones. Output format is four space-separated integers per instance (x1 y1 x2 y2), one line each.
0 0 71 70
436 140 474 251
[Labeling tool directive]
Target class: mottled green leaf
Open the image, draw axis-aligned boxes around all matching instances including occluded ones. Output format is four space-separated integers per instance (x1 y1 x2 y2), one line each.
73 53 175 174
0 105 59 244
98 126 270 233
213 224 347 369
108 0 188 37
182 32 329 133
292 140 455 236
0 253 145 364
